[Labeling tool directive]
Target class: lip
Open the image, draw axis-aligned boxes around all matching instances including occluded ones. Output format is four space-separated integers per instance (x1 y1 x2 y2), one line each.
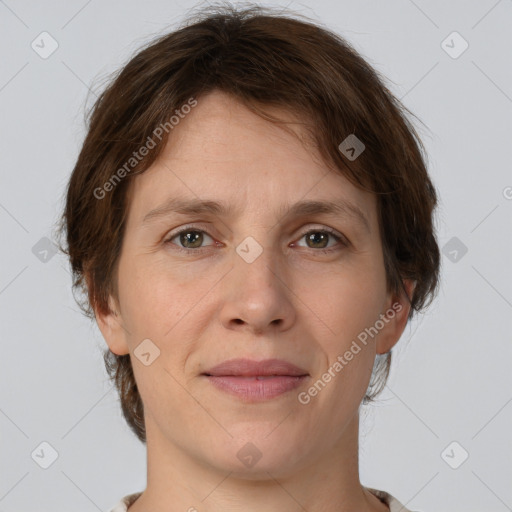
202 358 309 402
203 358 309 377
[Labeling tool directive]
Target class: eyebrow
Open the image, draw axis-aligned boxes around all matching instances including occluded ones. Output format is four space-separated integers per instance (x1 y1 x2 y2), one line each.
141 197 370 233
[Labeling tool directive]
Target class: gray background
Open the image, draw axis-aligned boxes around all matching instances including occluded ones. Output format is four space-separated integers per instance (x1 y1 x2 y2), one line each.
1 1 511 511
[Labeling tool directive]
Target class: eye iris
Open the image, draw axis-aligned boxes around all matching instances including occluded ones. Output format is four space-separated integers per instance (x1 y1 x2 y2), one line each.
180 231 203 248
306 232 328 249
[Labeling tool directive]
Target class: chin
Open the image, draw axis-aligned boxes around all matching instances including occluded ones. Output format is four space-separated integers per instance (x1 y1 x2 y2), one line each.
204 430 309 479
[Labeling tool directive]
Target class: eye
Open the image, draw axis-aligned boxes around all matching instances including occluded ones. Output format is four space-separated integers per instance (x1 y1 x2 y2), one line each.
163 225 348 253
294 228 347 251
164 227 215 250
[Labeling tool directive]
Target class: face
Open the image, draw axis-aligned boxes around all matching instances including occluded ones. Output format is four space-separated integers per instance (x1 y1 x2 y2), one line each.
97 90 410 478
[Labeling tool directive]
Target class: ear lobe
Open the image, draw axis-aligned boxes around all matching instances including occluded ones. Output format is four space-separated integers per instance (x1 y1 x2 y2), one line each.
86 272 130 356
376 279 416 355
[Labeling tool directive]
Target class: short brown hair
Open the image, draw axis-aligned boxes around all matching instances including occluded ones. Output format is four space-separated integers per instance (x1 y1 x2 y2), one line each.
58 4 440 443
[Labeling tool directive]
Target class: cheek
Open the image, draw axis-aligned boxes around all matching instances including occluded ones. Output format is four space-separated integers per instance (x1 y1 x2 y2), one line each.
299 257 387 345
117 257 213 410
305 272 385 404
117 254 219 342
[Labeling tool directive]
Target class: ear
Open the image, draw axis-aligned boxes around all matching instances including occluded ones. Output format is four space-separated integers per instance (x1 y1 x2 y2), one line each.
86 272 130 356
376 279 415 355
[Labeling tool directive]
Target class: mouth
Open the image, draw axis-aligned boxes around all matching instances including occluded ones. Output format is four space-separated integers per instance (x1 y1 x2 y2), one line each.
201 358 309 402
203 357 309 377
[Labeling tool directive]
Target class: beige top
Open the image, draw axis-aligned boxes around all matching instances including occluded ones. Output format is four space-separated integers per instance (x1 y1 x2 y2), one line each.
108 487 417 511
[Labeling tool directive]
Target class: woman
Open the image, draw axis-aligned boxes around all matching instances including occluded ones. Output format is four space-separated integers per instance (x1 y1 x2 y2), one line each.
59 4 440 511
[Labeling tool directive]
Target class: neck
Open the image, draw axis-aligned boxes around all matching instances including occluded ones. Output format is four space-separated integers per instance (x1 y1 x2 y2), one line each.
128 412 388 512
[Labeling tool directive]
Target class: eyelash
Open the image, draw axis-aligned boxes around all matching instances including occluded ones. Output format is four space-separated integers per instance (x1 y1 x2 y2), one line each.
163 224 349 254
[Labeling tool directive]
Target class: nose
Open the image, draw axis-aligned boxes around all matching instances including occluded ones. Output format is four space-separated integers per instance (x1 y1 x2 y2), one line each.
218 242 296 335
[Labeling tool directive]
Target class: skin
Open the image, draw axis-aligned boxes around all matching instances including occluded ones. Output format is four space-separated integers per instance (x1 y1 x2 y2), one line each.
95 90 413 512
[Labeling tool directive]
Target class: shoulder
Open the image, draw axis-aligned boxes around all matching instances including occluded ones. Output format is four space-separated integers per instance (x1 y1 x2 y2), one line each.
365 486 419 512
107 492 142 512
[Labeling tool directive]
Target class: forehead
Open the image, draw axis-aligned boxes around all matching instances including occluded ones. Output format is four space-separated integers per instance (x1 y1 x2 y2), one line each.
125 90 377 227
160 90 318 166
